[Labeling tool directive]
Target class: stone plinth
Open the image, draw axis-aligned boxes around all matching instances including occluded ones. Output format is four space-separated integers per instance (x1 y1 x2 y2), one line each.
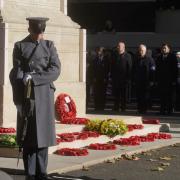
0 0 86 127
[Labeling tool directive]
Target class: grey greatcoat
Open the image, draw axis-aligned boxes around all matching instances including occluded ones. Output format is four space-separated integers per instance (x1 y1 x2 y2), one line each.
9 35 61 148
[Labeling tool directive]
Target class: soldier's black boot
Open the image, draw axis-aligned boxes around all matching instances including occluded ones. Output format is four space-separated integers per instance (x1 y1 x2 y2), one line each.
36 174 53 180
26 175 36 180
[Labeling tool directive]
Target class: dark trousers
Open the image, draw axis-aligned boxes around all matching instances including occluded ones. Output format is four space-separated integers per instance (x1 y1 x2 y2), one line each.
94 81 106 110
136 85 149 113
176 81 180 110
113 83 127 111
23 146 48 177
159 85 173 113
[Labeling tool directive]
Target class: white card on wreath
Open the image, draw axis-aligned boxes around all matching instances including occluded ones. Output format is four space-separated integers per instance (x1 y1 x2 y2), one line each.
65 96 71 103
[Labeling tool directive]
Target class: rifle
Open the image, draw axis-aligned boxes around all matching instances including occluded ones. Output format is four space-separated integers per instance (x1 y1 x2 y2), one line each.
17 79 32 166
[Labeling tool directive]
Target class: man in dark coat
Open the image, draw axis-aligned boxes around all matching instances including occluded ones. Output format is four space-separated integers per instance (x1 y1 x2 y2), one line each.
92 47 110 110
9 17 61 180
175 51 180 110
111 41 132 112
134 44 155 114
156 43 177 115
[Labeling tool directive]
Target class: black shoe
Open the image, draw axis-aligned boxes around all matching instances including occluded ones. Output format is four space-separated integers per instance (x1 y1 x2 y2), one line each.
26 176 36 180
36 174 53 180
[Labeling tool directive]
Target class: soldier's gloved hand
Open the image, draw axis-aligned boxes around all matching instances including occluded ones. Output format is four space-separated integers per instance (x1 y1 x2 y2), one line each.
23 74 32 85
16 105 22 117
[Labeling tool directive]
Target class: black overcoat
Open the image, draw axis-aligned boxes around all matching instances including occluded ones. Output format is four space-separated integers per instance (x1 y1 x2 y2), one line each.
9 35 61 148
155 53 177 87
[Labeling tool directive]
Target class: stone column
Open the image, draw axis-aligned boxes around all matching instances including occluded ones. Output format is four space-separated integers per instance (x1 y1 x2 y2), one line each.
0 0 86 127
79 29 86 83
60 0 67 15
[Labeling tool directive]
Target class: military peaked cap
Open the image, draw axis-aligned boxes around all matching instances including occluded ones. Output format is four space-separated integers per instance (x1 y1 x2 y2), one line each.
26 17 49 34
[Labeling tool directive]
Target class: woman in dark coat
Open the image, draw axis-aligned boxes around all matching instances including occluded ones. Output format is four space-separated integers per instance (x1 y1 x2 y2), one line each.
9 17 61 180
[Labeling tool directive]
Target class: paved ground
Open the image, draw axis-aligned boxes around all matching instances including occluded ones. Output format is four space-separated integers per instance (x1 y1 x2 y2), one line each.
9 143 180 180
62 144 180 180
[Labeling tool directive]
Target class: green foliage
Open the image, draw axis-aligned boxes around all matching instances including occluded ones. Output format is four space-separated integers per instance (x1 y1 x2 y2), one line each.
85 119 128 136
0 134 17 147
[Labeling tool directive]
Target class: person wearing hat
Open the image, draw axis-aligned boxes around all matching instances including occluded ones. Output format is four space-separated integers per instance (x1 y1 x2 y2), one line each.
9 17 61 180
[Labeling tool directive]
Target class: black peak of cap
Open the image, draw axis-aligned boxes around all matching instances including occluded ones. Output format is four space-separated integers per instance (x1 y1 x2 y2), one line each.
26 17 49 22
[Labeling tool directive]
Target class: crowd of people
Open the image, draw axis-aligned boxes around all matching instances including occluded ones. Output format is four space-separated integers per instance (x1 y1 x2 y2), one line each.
86 41 180 115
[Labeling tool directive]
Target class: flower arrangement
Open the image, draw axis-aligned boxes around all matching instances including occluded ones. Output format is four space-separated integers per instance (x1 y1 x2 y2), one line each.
85 119 128 136
0 134 17 147
100 119 128 136
85 119 102 132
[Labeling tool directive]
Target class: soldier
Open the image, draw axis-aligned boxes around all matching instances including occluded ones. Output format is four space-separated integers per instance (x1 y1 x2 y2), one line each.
134 44 155 114
111 41 132 112
156 43 177 115
9 17 61 180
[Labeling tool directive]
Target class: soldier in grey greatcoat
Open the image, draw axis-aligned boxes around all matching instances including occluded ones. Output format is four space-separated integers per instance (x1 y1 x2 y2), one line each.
9 17 61 180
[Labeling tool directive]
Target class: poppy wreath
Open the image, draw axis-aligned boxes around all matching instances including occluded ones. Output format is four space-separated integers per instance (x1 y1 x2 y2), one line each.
56 131 100 144
55 93 89 124
88 143 117 150
142 119 160 124
60 118 89 125
127 124 144 132
113 133 172 146
55 93 76 121
55 148 89 156
0 127 16 134
113 136 140 146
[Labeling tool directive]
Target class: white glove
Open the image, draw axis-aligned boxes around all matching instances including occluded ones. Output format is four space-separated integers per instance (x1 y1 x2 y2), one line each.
23 74 32 85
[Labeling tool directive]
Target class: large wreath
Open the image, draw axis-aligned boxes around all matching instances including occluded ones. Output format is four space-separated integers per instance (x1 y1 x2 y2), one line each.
55 93 77 121
55 93 89 124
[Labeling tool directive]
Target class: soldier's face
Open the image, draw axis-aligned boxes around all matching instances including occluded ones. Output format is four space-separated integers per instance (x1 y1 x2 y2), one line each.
28 28 44 40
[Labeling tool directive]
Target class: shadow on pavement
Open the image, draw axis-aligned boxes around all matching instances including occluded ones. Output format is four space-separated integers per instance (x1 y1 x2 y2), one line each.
49 173 103 180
